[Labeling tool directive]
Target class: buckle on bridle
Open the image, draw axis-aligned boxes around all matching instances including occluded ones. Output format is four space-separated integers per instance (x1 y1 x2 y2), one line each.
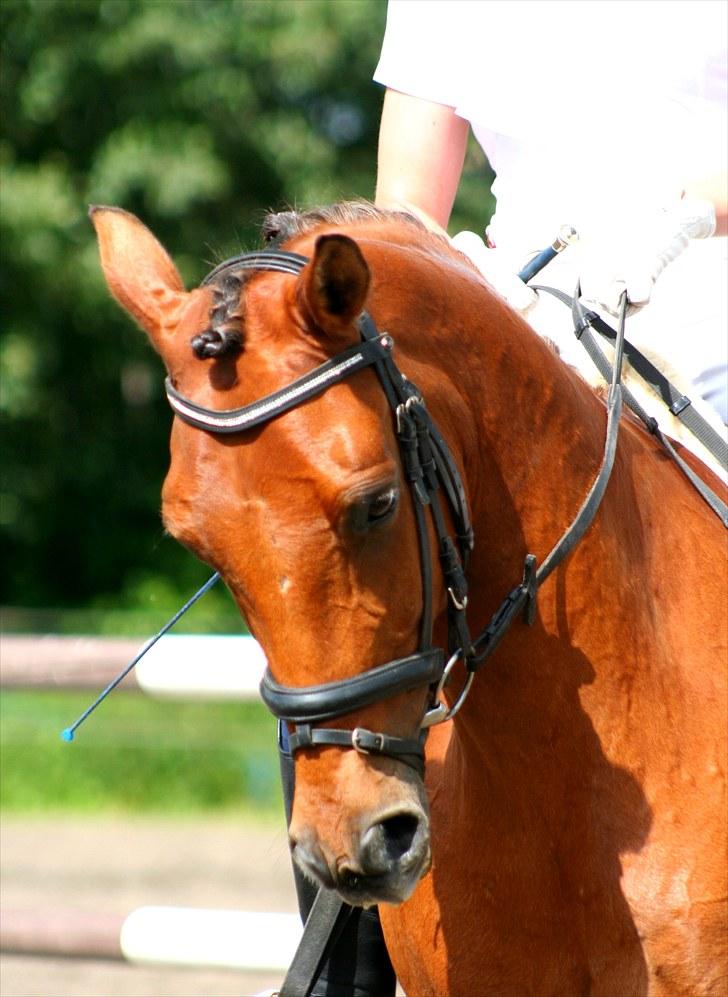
352 728 384 754
395 393 423 434
420 649 474 728
447 586 468 611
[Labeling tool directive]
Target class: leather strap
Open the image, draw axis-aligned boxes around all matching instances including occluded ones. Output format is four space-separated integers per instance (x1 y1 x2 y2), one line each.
533 284 728 472
278 887 352 997
533 284 728 526
165 333 394 434
259 650 443 724
288 724 426 776
202 249 310 284
469 294 630 670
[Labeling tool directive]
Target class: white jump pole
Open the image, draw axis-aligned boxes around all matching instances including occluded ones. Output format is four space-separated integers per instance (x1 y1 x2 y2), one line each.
120 906 301 971
135 634 267 699
0 634 267 700
1 906 301 971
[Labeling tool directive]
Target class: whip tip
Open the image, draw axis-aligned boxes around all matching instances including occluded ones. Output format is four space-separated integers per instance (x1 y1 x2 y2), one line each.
61 728 75 743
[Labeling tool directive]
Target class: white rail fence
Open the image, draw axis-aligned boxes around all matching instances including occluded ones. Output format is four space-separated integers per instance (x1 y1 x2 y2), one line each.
1 633 267 698
1 906 301 971
1 633 301 974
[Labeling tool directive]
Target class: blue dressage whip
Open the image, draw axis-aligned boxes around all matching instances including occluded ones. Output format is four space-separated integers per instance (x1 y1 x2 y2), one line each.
61 571 220 742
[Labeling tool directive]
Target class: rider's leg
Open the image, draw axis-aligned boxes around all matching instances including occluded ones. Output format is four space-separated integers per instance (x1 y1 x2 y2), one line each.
278 721 397 997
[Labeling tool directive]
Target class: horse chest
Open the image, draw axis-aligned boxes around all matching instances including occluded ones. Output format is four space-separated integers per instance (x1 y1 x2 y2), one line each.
385 816 645 995
383 755 725 996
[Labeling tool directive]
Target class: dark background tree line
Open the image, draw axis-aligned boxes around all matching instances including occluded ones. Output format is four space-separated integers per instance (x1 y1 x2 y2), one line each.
1 0 492 626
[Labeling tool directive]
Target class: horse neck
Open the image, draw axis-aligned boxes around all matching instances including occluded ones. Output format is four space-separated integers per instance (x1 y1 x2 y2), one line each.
402 264 651 744
401 263 612 593
358 231 610 555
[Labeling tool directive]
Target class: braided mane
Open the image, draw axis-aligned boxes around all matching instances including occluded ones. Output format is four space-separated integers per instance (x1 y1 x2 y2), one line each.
192 201 441 360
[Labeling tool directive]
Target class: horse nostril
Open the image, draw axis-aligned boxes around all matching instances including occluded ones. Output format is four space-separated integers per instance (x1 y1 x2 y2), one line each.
339 867 363 893
360 812 421 875
381 813 420 859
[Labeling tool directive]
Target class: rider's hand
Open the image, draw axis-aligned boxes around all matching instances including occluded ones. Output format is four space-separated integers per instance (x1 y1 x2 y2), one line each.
451 231 538 315
578 198 716 316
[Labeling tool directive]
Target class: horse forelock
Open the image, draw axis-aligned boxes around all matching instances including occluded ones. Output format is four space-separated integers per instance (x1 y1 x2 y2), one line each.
190 269 247 360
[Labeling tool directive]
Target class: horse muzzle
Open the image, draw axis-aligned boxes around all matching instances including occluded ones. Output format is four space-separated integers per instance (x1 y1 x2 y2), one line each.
291 804 431 906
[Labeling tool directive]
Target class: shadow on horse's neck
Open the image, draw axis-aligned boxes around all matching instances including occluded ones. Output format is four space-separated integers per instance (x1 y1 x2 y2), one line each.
386 250 614 575
406 284 654 992
388 248 652 740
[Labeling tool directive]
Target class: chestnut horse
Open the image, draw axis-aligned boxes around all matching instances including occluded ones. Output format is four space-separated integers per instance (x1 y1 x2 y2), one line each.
92 203 727 996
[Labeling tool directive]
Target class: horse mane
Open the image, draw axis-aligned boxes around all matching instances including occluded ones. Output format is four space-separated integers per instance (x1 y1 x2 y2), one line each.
260 200 440 248
262 203 565 360
189 201 581 382
192 201 451 361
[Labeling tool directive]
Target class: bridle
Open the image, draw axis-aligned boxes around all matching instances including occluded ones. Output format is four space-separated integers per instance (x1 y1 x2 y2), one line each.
166 249 476 775
63 237 727 752
165 246 636 776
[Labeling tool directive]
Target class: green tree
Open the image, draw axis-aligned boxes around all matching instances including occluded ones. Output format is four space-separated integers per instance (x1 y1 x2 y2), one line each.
1 0 492 617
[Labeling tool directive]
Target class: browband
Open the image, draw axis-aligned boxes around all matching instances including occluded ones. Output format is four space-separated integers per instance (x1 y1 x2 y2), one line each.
165 331 394 434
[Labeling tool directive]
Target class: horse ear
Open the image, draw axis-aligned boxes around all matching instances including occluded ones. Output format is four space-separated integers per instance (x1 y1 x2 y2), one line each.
298 234 370 340
90 206 190 353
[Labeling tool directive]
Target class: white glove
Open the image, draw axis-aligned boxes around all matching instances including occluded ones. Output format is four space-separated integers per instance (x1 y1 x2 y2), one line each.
578 199 716 316
451 231 538 315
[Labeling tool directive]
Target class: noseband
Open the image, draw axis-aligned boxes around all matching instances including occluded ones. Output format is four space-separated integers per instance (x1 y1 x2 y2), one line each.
165 250 475 775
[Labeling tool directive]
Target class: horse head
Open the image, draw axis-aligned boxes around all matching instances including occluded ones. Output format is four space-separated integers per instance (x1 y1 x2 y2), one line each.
92 202 728 994
91 204 486 906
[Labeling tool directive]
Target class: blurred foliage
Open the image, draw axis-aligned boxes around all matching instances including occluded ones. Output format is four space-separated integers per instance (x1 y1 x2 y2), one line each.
1 569 247 634
1 0 494 619
1 690 281 814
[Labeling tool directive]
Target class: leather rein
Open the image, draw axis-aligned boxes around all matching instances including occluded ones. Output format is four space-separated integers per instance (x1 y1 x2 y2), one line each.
165 248 632 774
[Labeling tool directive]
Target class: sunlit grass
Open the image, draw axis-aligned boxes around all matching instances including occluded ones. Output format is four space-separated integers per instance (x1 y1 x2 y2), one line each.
1 690 282 817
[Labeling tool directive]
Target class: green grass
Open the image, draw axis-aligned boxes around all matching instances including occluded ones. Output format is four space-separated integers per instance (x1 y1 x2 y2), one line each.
0 689 283 817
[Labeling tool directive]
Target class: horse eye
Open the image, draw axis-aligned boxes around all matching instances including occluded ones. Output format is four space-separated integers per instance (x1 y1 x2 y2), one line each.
346 485 400 534
367 487 399 524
